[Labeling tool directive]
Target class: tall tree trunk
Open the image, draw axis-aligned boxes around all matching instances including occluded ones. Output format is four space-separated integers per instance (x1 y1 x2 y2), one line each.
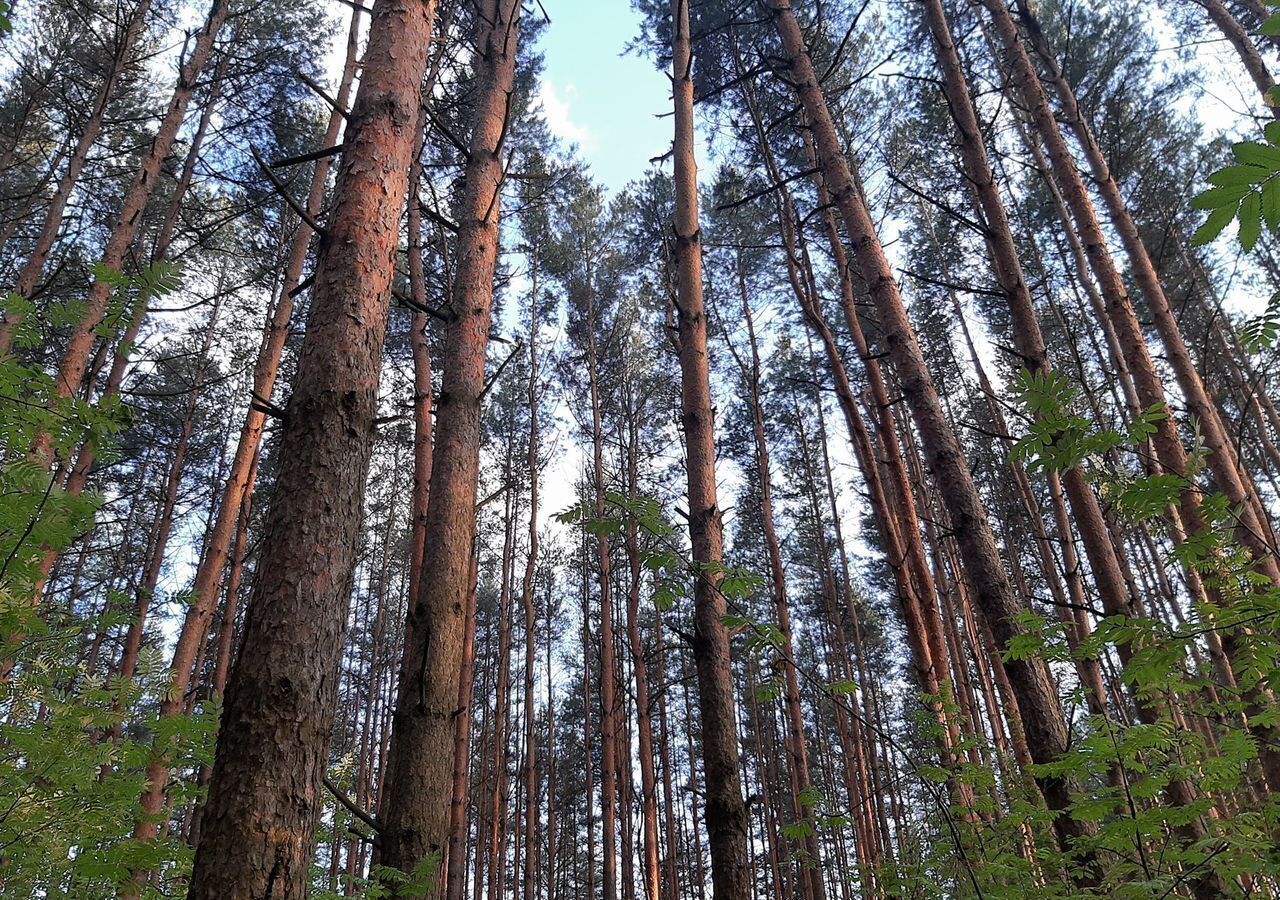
186 1 437 895
444 550 479 900
731 255 825 900
116 290 221 684
1013 0 1280 579
622 378 662 900
47 0 232 408
0 0 153 354
377 0 522 887
982 0 1280 789
171 2 362 712
671 2 751 896
765 0 1096 872
584 272 620 900
1191 0 1279 115
521 272 542 900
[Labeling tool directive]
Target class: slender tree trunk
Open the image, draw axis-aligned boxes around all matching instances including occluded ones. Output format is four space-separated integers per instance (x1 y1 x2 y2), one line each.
185 1 436 895
46 0 233 409
671 2 751 896
522 269 542 900
378 1 522 886
765 0 1096 871
116 290 221 683
621 378 662 900
1192 0 1279 115
444 551 479 900
0 0 153 354
583 275 621 900
732 256 826 900
1013 0 1280 579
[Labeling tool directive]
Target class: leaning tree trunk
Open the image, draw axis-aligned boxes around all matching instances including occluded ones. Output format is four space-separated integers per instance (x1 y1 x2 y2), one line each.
171 2 362 690
376 0 523 890
185 0 437 895
47 0 232 407
1191 0 1279 116
670 1 751 897
981 0 1280 790
1014 0 1280 579
765 0 1097 875
920 0 1220 884
0 0 153 355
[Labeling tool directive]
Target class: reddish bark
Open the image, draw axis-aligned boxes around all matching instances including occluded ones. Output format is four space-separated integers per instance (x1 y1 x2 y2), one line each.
186 0 437 894
49 0 232 406
0 0 153 355
377 0 523 887
766 0 1096 870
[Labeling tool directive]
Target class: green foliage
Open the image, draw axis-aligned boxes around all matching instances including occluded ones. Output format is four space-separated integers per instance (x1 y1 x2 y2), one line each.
0 267 214 896
1240 292 1280 351
1192 123 1280 250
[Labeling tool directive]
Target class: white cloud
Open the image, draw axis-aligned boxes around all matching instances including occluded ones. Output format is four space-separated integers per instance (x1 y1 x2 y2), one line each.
536 77 594 151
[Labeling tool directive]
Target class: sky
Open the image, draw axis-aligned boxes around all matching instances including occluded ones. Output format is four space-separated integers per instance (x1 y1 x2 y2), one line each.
531 2 672 193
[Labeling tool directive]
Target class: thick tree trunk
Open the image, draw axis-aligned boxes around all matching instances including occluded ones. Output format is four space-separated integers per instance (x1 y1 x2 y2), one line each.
185 1 436 895
171 1 362 718
671 2 751 896
377 0 522 887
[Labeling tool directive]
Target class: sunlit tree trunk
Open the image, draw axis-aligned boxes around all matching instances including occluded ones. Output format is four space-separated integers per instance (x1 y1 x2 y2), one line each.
0 0 153 354
378 2 523 886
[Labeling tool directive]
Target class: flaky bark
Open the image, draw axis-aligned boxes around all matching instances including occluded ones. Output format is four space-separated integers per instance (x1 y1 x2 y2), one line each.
377 0 522 888
186 1 437 895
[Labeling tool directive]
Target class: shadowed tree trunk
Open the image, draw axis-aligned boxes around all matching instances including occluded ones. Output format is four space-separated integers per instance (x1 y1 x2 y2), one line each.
185 0 437 895
670 1 751 896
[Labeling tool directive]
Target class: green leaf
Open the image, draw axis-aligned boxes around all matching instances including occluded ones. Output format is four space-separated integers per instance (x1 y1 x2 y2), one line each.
1193 204 1237 246
1190 185 1248 210
1263 177 1280 230
1262 12 1280 33
1207 164 1271 187
1234 140 1280 168
1240 191 1263 251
